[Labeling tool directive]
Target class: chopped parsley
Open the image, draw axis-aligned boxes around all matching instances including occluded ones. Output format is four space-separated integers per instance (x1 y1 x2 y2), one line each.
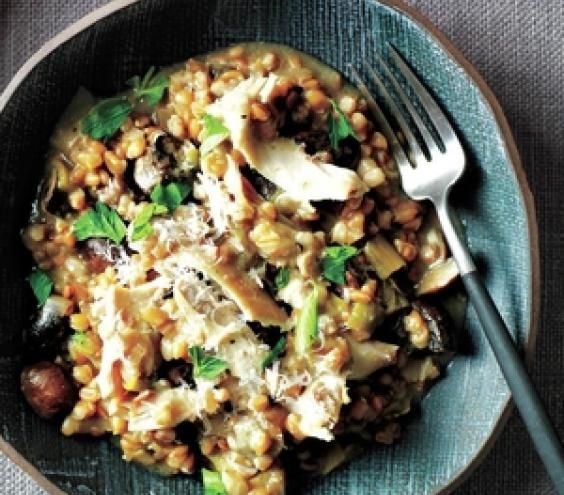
81 66 169 140
274 267 290 289
80 97 133 140
127 66 169 107
150 181 191 212
202 468 227 495
199 114 230 156
261 336 286 370
27 268 53 306
321 245 358 285
72 201 126 244
327 98 359 150
189 346 228 380
131 203 168 241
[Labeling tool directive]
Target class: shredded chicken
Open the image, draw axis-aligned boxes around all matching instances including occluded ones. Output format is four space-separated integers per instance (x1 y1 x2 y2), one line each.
208 75 367 201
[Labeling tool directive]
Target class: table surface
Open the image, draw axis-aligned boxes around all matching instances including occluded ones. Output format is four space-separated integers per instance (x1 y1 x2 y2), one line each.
1 0 562 493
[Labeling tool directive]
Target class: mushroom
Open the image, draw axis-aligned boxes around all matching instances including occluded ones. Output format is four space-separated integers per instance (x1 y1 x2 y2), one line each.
21 362 76 419
24 296 73 360
346 336 399 380
132 130 178 193
415 258 459 296
412 300 456 353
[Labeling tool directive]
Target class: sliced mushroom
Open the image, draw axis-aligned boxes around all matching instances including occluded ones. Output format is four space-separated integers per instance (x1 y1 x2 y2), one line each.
24 299 69 360
381 280 410 316
36 162 73 219
415 257 459 296
132 130 178 193
346 336 399 380
416 211 448 267
412 300 456 353
240 165 278 199
400 356 440 384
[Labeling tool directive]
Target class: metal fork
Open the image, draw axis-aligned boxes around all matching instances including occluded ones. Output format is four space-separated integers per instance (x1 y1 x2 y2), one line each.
350 46 564 492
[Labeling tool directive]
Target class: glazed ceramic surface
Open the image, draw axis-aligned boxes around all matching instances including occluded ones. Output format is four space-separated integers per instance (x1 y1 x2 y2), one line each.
0 0 537 494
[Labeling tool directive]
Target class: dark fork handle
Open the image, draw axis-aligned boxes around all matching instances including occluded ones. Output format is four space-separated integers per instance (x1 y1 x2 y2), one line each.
462 271 564 492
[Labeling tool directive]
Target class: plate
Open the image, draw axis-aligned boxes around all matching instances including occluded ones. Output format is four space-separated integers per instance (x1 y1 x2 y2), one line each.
0 0 539 493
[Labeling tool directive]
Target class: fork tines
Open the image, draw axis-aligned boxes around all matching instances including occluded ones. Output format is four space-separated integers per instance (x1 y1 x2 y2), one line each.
348 44 463 170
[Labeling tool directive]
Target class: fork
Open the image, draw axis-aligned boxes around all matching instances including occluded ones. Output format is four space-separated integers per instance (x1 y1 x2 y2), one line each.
350 46 564 492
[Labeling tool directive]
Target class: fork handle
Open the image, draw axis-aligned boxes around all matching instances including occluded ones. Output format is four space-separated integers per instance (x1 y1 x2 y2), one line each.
436 202 564 492
462 272 564 492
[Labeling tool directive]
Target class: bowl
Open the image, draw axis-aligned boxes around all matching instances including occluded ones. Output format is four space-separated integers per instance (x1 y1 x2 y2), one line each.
0 0 539 494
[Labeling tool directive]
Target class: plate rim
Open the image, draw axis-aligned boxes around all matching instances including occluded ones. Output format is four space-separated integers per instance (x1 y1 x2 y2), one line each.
0 0 540 494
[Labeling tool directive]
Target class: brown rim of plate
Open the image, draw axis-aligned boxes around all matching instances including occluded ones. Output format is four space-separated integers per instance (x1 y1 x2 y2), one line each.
0 1 540 494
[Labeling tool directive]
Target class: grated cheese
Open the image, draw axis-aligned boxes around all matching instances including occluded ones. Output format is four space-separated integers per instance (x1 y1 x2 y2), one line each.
194 172 233 237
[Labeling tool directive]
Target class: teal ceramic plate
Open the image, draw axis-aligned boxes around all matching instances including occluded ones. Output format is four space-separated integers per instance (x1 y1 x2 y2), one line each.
0 1 539 494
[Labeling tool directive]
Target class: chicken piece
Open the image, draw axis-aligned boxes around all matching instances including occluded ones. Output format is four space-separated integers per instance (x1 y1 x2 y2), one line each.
207 75 367 202
245 138 367 202
285 375 349 441
90 283 163 398
128 387 200 431
189 252 288 327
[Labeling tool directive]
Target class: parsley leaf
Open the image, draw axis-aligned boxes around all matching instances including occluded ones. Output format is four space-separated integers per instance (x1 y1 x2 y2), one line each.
327 99 359 150
127 66 169 107
189 346 228 380
131 203 168 241
199 114 230 156
72 201 126 244
80 66 168 140
28 268 53 306
202 468 227 495
274 267 290 289
150 182 191 212
261 336 286 370
295 286 319 355
70 332 87 346
321 245 358 285
80 97 133 140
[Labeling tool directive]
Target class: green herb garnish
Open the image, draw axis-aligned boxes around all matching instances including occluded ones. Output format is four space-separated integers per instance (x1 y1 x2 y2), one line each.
150 182 191 212
70 332 87 346
321 245 358 284
327 99 359 150
261 336 286 370
295 286 319 355
274 267 290 289
189 346 228 380
131 203 168 241
127 66 170 107
80 67 169 140
80 97 133 140
199 114 230 156
72 201 126 244
28 268 53 306
202 468 227 495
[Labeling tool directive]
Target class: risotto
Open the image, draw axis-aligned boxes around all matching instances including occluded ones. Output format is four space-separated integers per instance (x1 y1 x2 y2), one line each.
20 43 463 495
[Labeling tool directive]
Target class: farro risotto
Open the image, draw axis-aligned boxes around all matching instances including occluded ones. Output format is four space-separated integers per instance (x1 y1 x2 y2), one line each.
20 43 465 495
